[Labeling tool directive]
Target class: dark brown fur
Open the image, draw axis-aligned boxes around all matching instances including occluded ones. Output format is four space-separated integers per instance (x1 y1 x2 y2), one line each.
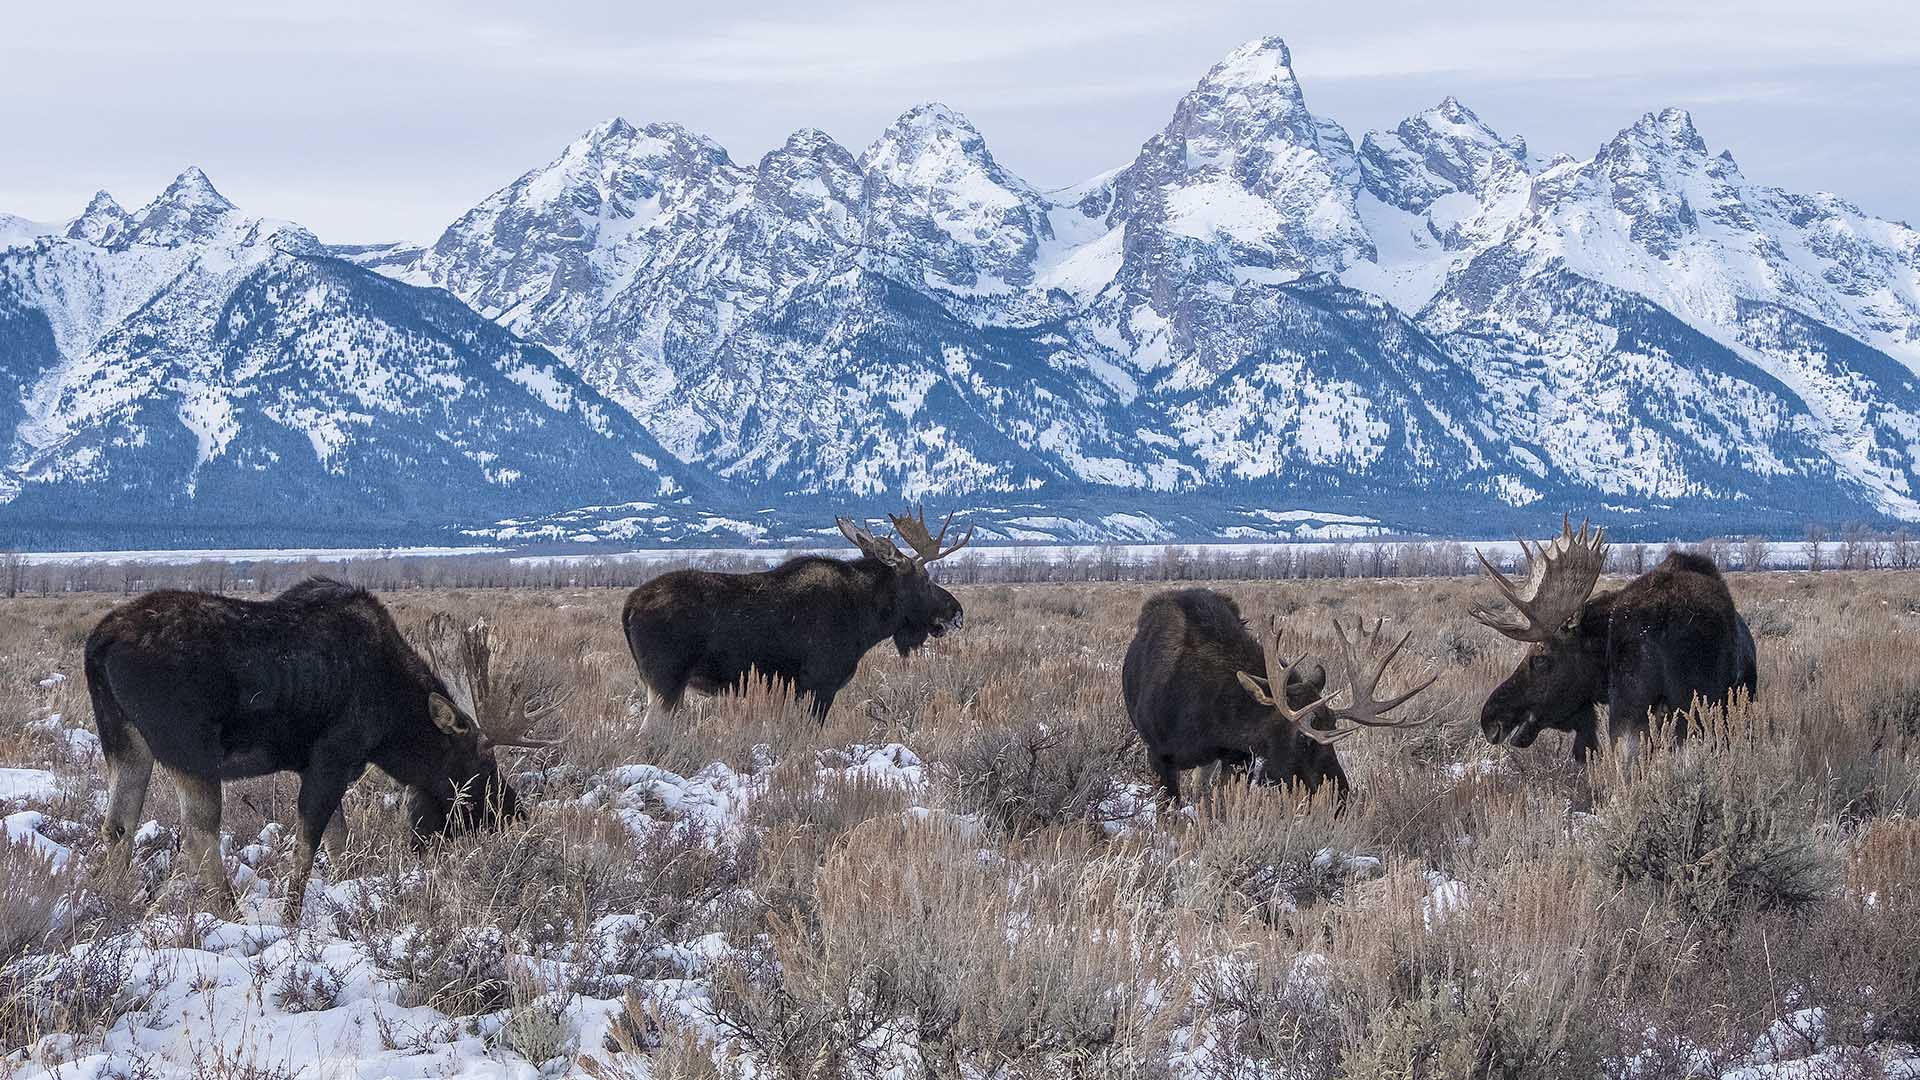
1121 588 1349 803
623 553 963 721
85 577 515 918
1481 552 1758 759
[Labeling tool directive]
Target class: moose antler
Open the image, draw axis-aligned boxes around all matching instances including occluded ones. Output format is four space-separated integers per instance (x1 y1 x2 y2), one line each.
425 612 485 720
887 504 973 565
1245 618 1437 744
1468 515 1608 642
423 613 563 751
1322 617 1440 733
1257 644 1350 747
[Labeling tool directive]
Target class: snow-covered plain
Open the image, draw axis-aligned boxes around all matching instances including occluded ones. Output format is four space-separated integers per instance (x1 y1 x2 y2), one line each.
5 573 1919 1077
4 711 1914 1078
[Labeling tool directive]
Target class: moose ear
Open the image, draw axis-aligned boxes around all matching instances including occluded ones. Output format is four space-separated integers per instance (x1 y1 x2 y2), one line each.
836 516 906 567
1235 671 1275 706
429 692 470 737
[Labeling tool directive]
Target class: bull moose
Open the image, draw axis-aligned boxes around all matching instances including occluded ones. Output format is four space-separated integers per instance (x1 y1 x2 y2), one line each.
1470 517 1758 760
623 506 972 721
1122 588 1437 803
85 578 552 920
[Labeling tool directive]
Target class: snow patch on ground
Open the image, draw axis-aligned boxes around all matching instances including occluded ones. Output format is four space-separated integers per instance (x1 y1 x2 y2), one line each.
0 767 64 804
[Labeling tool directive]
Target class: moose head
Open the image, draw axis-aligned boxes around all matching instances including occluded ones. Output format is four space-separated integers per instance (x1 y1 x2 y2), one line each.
1468 517 1611 749
418 613 564 834
836 504 972 656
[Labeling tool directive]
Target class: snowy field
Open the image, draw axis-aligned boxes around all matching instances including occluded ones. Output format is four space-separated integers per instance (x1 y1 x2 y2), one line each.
2 577 1917 1078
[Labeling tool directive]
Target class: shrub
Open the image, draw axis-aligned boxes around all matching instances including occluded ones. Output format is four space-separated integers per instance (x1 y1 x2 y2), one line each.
933 711 1139 834
1187 942 1346 1080
0 932 144 1050
1332 856 1610 1080
1597 721 1834 933
498 992 577 1064
1173 784 1368 924
362 919 514 1016
271 960 345 1013
0 834 66 962
701 819 1182 1074
1337 979 1603 1080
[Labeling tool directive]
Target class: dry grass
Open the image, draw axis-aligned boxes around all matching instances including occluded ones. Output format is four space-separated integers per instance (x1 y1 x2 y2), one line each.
1 569 1918 1075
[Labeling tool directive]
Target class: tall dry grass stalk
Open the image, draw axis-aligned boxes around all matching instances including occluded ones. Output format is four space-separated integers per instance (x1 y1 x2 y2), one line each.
3 569 1920 1073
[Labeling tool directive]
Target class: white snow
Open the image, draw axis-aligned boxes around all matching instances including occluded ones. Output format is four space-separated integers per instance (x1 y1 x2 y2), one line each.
0 767 63 803
1165 181 1287 246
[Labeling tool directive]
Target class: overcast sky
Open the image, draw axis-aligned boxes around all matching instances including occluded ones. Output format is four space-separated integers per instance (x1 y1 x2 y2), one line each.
4 1 1916 244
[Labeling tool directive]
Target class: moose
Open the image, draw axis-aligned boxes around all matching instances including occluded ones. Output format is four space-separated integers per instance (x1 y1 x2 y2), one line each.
1469 517 1758 760
1122 588 1437 804
85 578 553 921
623 506 972 721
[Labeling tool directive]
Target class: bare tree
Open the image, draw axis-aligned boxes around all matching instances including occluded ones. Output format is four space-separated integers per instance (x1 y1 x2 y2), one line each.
1805 522 1827 571
1839 523 1870 570
1741 535 1771 571
1629 543 1649 575
1695 538 1731 571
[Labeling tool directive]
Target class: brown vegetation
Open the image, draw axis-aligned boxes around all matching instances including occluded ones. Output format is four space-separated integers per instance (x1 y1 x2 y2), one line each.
1 567 1917 1075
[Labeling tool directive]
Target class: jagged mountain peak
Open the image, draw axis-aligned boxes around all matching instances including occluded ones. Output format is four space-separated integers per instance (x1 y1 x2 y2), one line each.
587 115 637 140
1410 97 1523 154
756 129 861 198
886 101 978 134
862 102 1010 178
78 190 125 216
1177 36 1318 151
120 166 240 247
1627 106 1708 152
1358 95 1530 220
65 190 131 245
1203 36 1299 91
1102 34 1369 296
544 117 735 188
777 127 850 158
152 167 234 213
858 100 1051 295
1586 107 1726 182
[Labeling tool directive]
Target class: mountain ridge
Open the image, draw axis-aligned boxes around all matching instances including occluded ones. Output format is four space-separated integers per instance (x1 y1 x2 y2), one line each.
5 37 1919 548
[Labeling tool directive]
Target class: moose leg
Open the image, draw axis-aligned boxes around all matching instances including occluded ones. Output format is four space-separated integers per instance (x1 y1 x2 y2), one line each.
168 769 234 916
807 689 837 725
1607 699 1657 766
1569 725 1599 763
286 764 362 925
101 726 156 867
322 806 351 860
1194 760 1223 792
1150 754 1182 802
643 683 684 718
1324 758 1352 816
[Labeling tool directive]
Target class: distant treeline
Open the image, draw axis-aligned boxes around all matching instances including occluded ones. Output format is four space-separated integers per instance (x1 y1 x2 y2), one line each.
2 524 1911 595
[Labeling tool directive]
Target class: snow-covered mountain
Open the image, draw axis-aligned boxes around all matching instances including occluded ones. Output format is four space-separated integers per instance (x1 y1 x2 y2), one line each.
7 36 1920 547
0 170 733 548
386 35 1919 541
